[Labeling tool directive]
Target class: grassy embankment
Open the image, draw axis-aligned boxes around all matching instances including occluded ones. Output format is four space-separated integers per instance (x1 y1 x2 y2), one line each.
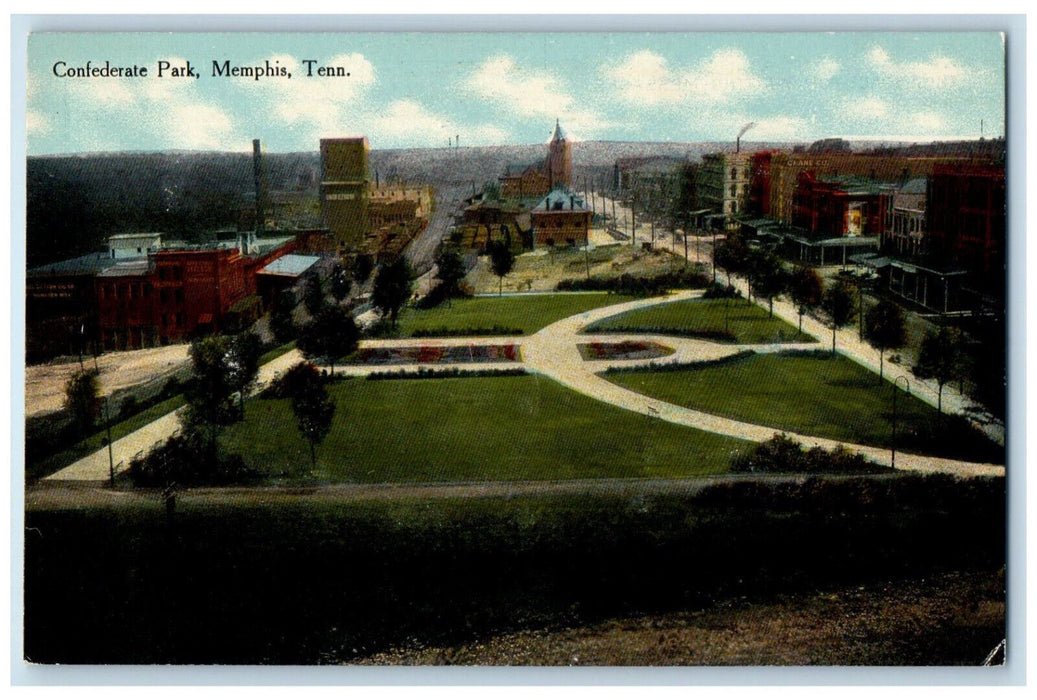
586 297 814 344
24 474 1005 664
27 394 185 482
606 352 1003 462
221 374 748 482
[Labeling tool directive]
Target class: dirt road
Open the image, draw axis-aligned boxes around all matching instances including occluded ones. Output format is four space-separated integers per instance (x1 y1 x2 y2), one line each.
25 344 191 419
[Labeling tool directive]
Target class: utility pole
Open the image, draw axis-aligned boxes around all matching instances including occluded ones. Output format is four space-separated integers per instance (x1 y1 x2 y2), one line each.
104 396 115 487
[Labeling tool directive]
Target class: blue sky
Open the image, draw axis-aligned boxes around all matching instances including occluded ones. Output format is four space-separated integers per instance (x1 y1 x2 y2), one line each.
26 31 1006 154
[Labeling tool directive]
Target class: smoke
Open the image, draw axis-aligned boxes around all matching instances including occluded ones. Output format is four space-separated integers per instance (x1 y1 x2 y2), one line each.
736 122 758 140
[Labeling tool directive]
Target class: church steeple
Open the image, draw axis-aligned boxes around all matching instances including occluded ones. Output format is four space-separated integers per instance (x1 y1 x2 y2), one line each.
546 119 572 189
551 118 567 143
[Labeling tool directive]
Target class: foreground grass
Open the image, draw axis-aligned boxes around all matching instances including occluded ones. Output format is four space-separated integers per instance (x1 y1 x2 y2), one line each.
394 293 636 337
606 352 1002 462
27 394 185 481
586 297 813 344
25 475 1005 664
221 374 747 482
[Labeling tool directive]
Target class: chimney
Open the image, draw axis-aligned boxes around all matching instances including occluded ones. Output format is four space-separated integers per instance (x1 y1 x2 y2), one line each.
252 139 265 235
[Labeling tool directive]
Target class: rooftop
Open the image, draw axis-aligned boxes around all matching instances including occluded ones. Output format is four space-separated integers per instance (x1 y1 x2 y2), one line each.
258 254 321 278
97 258 152 277
28 252 114 278
533 188 589 213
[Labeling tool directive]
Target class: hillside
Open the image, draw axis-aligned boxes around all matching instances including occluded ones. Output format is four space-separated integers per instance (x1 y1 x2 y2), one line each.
26 140 799 267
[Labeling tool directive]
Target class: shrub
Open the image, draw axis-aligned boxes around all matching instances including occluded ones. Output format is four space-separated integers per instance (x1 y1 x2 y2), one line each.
410 325 523 338
701 282 742 299
126 434 257 487
366 367 526 381
556 268 709 296
730 433 889 475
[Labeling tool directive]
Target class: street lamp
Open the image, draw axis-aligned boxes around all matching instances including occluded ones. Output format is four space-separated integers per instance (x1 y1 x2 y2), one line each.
890 375 911 470
102 396 115 487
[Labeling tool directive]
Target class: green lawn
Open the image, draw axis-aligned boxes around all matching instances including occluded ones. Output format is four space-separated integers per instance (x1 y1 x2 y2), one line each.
586 298 814 344
220 374 748 482
606 352 1002 462
394 293 636 337
28 394 186 481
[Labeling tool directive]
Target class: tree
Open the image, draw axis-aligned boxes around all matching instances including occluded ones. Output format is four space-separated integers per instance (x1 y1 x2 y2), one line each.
352 253 374 285
283 362 335 471
64 368 101 437
787 266 823 333
863 299 907 382
747 249 785 317
269 288 297 344
372 256 413 329
914 326 966 413
820 279 858 355
434 248 466 306
330 263 352 302
297 304 360 377
182 335 236 464
713 231 749 287
228 330 263 420
488 239 515 297
303 274 326 316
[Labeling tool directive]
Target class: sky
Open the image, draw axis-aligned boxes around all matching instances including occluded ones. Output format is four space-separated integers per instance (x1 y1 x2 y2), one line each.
25 31 1006 155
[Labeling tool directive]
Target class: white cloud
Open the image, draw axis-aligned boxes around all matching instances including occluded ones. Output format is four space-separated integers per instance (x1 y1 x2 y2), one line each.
604 48 765 106
58 57 241 150
26 109 50 135
374 100 508 147
866 45 967 88
167 102 236 150
466 55 608 137
811 57 841 83
850 96 891 120
749 115 811 140
908 111 948 132
234 53 377 137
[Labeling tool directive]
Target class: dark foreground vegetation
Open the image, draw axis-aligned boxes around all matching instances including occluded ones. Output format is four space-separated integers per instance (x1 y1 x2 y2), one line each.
25 474 1004 664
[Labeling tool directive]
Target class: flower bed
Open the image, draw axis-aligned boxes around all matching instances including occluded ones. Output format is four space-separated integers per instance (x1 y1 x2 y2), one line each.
577 340 674 362
353 344 521 366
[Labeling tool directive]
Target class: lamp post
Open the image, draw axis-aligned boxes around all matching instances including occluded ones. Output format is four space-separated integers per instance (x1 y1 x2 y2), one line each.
103 396 115 487
890 375 910 470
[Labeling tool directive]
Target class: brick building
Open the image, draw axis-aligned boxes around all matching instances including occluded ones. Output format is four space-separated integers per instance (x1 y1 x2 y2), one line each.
28 233 300 356
768 153 989 225
695 151 752 223
531 188 591 248
926 163 1006 281
792 172 884 238
498 120 572 199
878 178 928 257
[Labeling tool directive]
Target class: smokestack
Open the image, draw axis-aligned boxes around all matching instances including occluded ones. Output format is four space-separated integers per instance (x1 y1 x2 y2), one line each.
252 139 265 235
735 122 757 154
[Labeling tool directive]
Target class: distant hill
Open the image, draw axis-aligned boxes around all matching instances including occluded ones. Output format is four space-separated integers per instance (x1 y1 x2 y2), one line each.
30 138 995 267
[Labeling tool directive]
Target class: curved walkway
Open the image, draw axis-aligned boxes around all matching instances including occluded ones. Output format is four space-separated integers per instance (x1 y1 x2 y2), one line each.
43 291 1005 483
517 291 1003 479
